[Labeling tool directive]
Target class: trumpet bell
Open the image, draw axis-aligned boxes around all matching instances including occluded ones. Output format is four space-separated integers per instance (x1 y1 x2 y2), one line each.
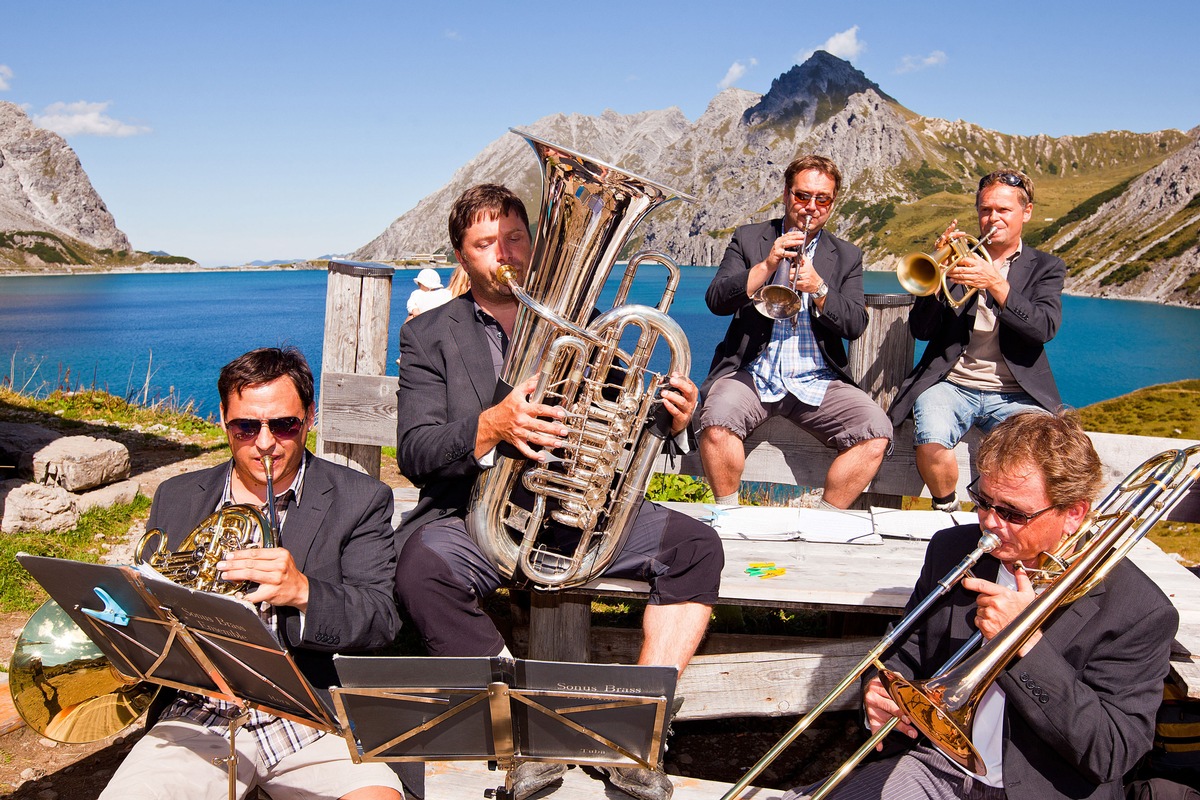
753 284 804 319
9 600 157 743
897 251 944 297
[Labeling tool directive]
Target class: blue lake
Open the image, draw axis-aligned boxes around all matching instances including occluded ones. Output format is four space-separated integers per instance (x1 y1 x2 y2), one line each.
1 268 1197 416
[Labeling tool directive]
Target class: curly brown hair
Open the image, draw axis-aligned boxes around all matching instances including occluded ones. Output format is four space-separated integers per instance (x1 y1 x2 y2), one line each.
976 410 1103 508
218 347 314 412
448 184 530 251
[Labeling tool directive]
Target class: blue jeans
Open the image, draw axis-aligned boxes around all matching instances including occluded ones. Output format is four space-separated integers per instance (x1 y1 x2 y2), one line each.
912 381 1045 449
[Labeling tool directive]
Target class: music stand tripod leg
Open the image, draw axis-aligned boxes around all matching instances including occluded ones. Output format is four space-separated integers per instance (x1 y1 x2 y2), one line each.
212 704 253 800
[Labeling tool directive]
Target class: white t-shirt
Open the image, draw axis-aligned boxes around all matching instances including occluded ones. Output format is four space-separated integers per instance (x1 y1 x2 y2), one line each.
407 287 452 316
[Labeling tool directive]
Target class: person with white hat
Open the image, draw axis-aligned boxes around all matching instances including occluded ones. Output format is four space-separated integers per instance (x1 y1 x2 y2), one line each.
405 267 452 321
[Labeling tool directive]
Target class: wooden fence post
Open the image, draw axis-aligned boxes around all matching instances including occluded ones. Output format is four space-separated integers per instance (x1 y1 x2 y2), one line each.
318 260 394 478
847 292 915 414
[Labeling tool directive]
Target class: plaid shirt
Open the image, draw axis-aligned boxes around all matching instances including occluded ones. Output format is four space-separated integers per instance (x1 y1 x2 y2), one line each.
160 457 323 767
748 231 837 406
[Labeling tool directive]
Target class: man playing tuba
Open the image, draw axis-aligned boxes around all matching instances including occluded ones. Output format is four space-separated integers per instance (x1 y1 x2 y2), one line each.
394 184 724 800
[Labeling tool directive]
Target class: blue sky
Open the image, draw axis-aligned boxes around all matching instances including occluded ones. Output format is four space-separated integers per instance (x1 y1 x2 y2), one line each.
3 0 1196 267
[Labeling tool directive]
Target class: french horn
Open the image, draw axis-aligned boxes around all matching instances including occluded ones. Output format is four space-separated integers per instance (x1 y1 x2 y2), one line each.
8 455 281 742
465 130 695 591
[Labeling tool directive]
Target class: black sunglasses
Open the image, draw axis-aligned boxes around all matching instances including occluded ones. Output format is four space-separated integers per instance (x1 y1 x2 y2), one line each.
789 189 834 207
966 477 1057 526
225 417 305 442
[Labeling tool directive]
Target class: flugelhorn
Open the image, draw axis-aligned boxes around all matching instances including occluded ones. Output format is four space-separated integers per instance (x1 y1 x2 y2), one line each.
752 214 811 321
880 444 1200 774
898 224 997 309
465 130 694 591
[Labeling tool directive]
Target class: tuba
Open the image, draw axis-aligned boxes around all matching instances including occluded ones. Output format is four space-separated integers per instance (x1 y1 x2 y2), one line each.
898 224 997 309
465 130 695 591
9 455 281 742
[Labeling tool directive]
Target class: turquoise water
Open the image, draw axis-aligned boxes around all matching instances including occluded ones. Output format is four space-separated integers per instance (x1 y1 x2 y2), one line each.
1 268 1197 415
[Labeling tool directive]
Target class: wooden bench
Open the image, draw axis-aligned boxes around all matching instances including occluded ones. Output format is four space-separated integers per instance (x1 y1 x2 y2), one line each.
316 261 1200 721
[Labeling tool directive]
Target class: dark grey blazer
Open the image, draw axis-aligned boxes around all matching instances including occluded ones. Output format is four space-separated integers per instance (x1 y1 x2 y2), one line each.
881 525 1177 800
394 293 497 547
888 244 1065 425
701 218 869 398
145 453 400 691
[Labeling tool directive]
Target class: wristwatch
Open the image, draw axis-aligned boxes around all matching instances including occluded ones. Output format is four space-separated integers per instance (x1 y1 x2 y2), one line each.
813 282 829 299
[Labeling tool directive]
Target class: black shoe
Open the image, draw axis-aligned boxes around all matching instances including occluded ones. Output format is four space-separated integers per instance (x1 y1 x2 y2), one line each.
594 764 674 800
510 761 567 800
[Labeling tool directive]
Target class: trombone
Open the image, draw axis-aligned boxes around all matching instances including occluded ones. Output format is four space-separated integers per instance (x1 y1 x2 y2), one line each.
898 224 997 309
722 444 1200 798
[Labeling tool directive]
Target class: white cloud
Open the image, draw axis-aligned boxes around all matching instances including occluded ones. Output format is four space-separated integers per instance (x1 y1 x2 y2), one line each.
32 101 151 138
0 65 12 91
444 29 460 40
896 50 948 74
718 58 758 90
797 25 865 63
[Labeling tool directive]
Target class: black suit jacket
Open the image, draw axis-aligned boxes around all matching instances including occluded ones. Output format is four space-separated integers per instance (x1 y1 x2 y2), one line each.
701 218 869 397
888 244 1065 425
145 454 400 694
881 525 1177 800
394 293 498 546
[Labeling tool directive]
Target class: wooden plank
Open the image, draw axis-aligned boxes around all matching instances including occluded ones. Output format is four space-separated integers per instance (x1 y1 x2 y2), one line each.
321 372 398 446
424 759 775 799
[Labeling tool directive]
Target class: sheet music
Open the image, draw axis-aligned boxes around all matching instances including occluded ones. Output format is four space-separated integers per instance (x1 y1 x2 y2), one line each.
701 506 880 545
869 507 978 540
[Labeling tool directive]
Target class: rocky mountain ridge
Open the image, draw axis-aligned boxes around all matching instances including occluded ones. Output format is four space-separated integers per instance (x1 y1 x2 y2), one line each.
0 102 137 268
354 52 1198 306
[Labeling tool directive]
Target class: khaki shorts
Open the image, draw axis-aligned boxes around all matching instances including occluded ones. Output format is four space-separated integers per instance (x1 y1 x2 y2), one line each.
699 371 892 450
98 719 404 800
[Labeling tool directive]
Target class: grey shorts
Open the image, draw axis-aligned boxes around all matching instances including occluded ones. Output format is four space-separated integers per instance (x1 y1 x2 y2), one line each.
98 719 404 800
698 371 892 451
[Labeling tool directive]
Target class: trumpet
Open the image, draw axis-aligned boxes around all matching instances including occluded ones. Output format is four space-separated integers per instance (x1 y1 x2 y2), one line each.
898 224 997 309
752 214 811 321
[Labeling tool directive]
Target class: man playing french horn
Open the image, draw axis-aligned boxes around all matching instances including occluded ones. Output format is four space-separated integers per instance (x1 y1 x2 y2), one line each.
100 347 408 800
784 411 1178 800
394 184 724 800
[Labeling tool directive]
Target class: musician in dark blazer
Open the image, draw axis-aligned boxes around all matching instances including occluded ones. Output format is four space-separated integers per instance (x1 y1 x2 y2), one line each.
786 411 1178 800
394 184 723 800
888 169 1065 513
699 154 891 508
100 347 405 800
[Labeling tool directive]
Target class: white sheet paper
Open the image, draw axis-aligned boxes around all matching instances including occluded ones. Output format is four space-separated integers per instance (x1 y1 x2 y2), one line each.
869 507 979 540
701 505 881 545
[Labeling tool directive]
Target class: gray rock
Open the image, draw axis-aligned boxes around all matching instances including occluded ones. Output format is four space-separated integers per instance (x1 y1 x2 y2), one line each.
31 435 130 492
0 479 79 533
75 478 141 513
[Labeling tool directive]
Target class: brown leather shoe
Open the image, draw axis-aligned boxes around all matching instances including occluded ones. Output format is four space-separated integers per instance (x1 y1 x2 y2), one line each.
510 760 567 800
594 764 674 800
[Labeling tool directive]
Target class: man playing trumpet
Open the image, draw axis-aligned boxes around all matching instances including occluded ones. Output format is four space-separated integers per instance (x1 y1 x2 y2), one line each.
889 170 1066 512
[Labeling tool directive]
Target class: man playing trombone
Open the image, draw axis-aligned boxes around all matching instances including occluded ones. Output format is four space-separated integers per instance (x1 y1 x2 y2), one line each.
784 411 1178 799
889 170 1066 513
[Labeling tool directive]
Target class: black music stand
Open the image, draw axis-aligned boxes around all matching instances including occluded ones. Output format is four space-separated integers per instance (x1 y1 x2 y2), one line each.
17 554 339 799
331 655 677 800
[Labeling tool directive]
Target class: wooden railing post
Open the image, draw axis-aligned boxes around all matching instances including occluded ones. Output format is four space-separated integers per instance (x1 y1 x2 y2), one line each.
847 292 915 414
318 260 394 478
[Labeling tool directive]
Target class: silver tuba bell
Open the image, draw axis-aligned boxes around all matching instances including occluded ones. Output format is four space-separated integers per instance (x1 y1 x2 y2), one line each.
465 130 695 591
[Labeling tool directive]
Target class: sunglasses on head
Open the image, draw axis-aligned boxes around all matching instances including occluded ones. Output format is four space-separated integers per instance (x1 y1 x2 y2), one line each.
226 417 305 442
980 172 1028 193
789 189 834 207
966 477 1057 526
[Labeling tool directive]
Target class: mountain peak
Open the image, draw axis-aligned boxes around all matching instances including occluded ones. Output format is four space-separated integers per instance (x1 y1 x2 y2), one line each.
742 50 894 128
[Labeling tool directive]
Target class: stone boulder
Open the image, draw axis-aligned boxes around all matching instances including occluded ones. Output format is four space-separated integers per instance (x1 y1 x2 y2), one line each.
76 479 141 514
0 422 60 470
29 436 130 492
0 479 80 534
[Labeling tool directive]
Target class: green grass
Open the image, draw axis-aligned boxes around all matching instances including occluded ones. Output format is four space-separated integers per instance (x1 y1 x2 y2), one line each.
0 386 224 442
0 496 152 613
